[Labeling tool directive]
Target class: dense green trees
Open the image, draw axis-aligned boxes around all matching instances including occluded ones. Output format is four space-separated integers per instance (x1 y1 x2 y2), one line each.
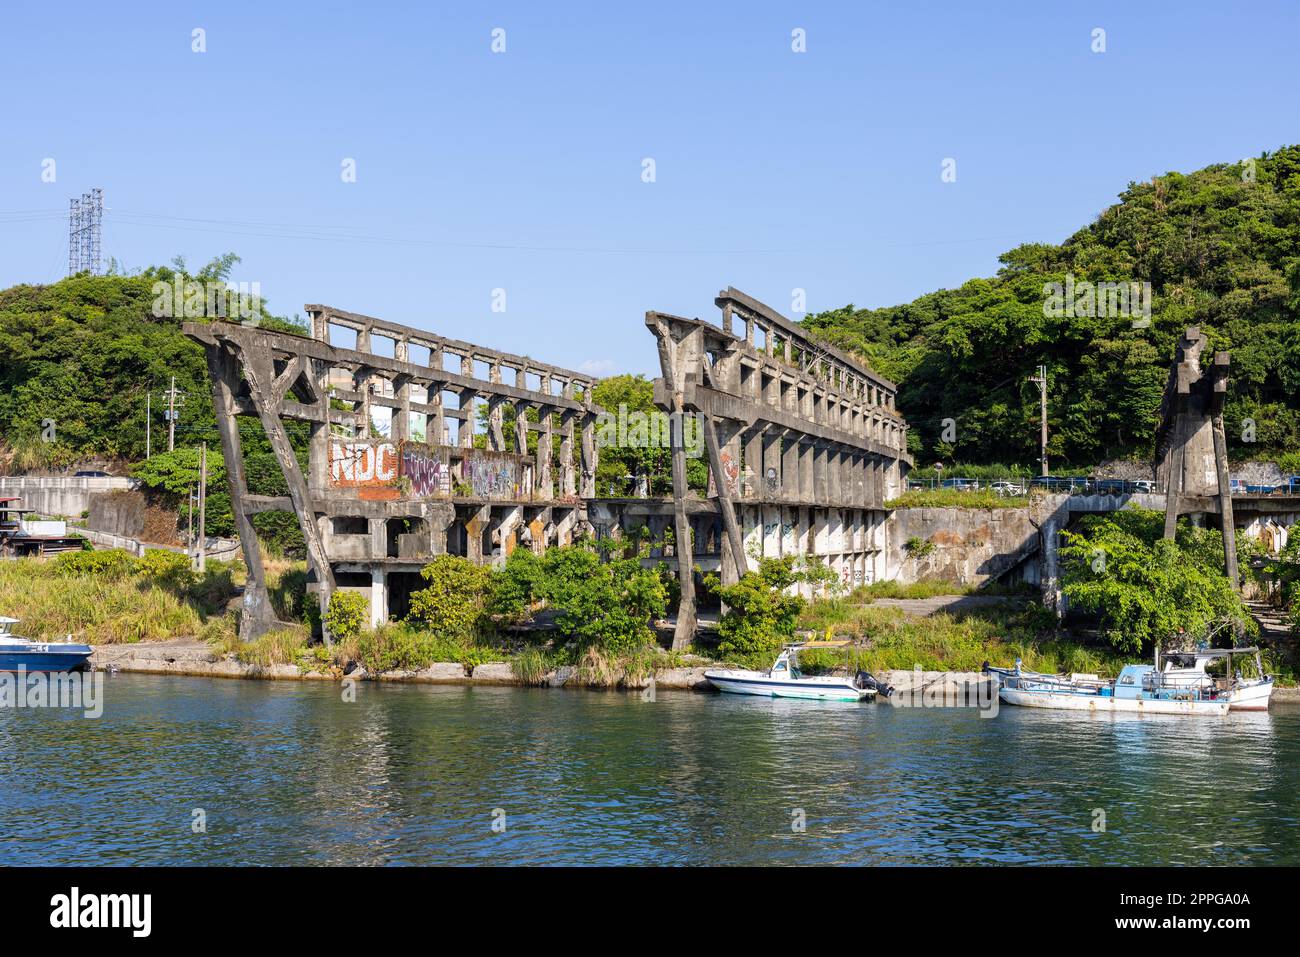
0 257 309 552
804 147 1300 469
590 374 708 495
1060 508 1254 654
0 254 304 468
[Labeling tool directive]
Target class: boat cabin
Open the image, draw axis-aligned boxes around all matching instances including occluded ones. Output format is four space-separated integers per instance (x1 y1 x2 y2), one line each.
1113 664 1157 699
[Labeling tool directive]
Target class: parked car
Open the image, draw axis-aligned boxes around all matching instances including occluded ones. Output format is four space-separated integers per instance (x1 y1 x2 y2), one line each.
990 481 1026 496
1131 479 1155 493
940 478 980 492
73 469 112 478
1030 475 1086 493
1093 479 1131 496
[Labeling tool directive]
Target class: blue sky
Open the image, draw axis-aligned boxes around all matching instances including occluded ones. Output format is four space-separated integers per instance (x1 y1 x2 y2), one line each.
2 0 1296 378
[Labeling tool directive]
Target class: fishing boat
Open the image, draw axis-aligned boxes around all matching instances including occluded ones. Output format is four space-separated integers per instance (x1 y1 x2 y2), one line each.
1158 646 1273 711
983 659 1231 716
0 617 93 673
704 641 892 701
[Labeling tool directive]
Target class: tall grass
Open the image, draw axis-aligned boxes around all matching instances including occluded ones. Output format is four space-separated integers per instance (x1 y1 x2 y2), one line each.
795 601 1129 676
0 559 206 643
209 625 310 666
886 489 1033 509
0 551 250 644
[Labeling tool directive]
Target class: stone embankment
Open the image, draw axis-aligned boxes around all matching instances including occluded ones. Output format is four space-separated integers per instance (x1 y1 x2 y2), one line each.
88 641 1300 702
88 641 713 690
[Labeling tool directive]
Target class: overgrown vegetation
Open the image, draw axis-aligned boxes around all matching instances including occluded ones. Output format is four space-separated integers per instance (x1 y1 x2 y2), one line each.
888 489 1033 509
711 557 808 668
796 603 1127 676
1060 507 1255 654
0 548 230 643
805 146 1300 468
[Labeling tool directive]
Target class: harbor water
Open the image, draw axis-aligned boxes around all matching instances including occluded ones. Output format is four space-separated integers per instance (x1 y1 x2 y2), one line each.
3 673 1298 865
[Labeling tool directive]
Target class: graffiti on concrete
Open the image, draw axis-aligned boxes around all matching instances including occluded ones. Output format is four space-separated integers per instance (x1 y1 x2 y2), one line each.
401 443 451 498
463 448 529 501
330 440 398 487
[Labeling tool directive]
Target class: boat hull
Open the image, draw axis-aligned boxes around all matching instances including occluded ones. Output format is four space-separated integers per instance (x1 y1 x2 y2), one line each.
1228 679 1273 711
705 671 871 701
999 687 1229 716
0 647 93 674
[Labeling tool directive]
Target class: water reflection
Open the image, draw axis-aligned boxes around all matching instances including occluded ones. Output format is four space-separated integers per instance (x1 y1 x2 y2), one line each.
2 674 1297 865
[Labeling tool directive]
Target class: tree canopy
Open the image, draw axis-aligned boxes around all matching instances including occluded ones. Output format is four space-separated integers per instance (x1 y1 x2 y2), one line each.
803 146 1300 469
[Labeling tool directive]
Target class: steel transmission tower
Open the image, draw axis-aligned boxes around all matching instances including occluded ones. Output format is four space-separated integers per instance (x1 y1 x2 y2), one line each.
67 188 104 275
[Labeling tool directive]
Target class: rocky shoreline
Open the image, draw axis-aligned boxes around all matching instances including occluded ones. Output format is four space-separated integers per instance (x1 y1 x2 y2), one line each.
88 640 1300 703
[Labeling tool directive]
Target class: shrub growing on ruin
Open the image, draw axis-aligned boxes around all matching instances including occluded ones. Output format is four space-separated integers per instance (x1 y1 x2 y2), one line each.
1060 506 1254 654
407 554 493 639
324 590 370 643
715 558 806 668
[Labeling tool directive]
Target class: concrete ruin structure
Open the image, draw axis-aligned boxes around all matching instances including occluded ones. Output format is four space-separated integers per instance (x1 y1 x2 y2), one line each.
185 307 600 639
646 287 913 647
1153 326 1238 587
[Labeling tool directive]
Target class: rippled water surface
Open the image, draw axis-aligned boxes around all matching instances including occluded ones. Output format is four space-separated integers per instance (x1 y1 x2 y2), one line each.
3 674 1298 865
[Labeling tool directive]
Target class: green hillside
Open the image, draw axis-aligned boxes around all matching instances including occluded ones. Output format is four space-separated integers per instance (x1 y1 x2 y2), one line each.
804 146 1300 471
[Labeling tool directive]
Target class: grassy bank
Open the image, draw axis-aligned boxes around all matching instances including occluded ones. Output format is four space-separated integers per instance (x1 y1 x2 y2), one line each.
0 550 302 645
885 489 1034 509
794 600 1129 676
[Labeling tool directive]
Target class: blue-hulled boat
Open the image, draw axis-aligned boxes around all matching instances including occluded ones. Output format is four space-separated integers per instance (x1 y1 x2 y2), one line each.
0 617 93 673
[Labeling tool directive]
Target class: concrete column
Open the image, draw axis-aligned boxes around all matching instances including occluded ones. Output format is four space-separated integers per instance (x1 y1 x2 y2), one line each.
743 426 763 498
538 405 554 499
370 569 387 629
782 432 800 503
559 409 576 497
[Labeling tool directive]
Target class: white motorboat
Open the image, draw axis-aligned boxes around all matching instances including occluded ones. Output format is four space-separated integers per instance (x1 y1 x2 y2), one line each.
704 642 891 701
985 660 1231 716
1158 646 1274 711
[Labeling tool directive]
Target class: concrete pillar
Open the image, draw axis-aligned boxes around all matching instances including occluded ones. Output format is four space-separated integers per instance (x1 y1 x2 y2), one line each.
559 409 576 497
743 426 763 498
538 405 554 499
370 569 387 629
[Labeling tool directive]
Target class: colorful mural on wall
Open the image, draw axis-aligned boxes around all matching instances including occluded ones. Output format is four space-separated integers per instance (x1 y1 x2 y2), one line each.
401 444 451 498
330 440 399 487
327 439 531 502
462 448 529 501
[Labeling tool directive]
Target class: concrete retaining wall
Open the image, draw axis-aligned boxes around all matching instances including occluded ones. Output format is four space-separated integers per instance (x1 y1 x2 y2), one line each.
885 506 1045 587
0 475 137 517
87 488 146 538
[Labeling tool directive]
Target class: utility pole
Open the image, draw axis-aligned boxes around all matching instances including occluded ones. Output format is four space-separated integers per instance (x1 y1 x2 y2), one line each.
198 442 208 573
165 376 182 452
1028 364 1048 476
187 486 194 565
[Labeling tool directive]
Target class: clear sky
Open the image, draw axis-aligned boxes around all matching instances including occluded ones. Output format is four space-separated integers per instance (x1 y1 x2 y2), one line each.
2 0 1296 379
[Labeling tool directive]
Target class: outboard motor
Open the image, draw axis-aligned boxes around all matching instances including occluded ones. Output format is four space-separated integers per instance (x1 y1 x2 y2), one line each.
855 670 894 698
